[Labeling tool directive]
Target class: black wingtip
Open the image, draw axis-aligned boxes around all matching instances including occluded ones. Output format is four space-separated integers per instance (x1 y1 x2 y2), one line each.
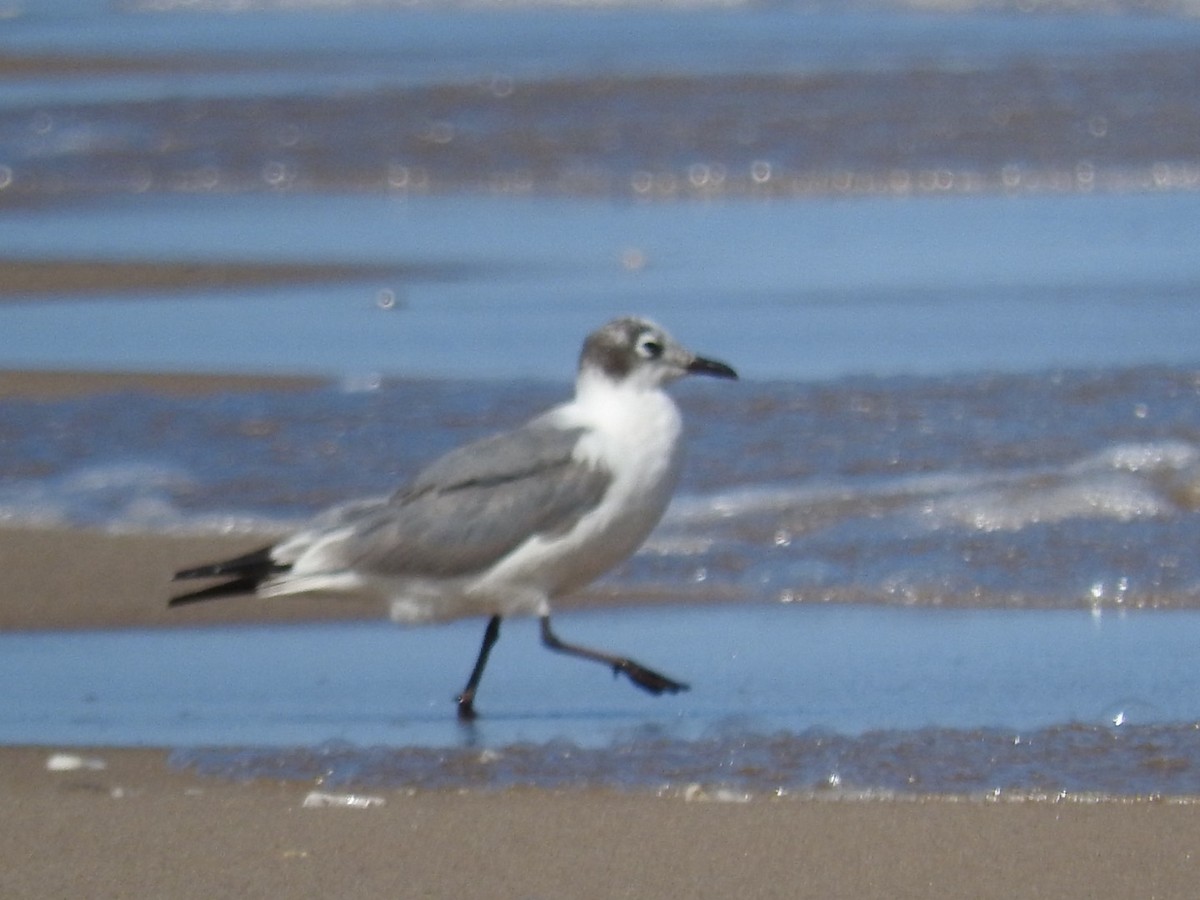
169 545 282 607
173 563 231 582
173 545 276 582
169 575 262 607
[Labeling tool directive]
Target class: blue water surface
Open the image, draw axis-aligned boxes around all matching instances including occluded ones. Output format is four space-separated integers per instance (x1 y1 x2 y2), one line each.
2 193 1199 380
3 604 1195 748
8 604 1200 794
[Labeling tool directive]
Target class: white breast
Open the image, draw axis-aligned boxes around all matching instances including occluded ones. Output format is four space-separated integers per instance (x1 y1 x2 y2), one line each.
470 376 685 608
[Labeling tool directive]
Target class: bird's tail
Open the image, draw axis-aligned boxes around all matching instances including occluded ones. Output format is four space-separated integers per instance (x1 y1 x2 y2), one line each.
169 545 284 607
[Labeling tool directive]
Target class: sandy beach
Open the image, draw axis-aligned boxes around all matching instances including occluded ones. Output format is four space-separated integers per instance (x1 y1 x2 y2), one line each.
0 523 386 631
1 367 1199 898
1 743 1197 899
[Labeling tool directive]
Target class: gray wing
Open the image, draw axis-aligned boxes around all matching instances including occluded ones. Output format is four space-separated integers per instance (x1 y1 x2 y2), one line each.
333 420 611 578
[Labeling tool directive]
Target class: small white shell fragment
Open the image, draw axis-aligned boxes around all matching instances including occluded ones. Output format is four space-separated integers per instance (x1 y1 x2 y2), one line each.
301 791 385 809
45 753 107 772
681 783 751 804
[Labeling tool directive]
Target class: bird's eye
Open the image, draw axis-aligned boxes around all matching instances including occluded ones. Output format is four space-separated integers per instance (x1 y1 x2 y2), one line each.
638 337 664 359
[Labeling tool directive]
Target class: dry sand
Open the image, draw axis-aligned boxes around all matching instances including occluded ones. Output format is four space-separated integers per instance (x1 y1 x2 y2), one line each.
4 369 1200 899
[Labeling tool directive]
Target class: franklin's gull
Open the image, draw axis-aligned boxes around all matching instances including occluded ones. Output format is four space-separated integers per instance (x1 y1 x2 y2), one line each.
171 316 737 719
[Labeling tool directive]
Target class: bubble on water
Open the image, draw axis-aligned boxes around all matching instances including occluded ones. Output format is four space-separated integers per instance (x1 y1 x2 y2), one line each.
262 160 295 188
619 247 648 272
387 164 411 188
423 121 455 145
341 372 384 393
750 160 772 184
30 110 53 135
630 171 653 194
487 74 515 98
375 288 401 310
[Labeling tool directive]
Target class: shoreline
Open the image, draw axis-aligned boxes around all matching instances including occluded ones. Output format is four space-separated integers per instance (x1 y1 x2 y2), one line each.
0 367 328 400
0 258 470 302
0 523 745 631
5 370 1200 897
2 744 1197 899
0 524 383 631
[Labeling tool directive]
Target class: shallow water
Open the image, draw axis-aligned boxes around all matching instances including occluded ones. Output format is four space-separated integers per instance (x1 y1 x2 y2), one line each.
5 605 1200 794
4 1 1200 796
3 193 1200 380
5 368 1200 610
5 3 1200 198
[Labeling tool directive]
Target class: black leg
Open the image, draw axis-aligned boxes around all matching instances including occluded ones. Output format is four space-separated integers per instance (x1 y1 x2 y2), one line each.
456 615 501 721
539 615 688 695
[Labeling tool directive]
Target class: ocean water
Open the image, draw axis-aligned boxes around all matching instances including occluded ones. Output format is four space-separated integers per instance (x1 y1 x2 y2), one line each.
3 0 1200 796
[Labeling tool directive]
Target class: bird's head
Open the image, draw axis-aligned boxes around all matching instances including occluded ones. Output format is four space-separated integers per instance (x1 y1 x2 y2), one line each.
578 317 738 391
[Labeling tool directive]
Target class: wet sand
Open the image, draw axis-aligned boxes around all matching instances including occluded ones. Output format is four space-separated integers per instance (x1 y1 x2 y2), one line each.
0 524 386 631
0 259 399 299
0 52 252 79
5 369 1200 898
0 368 325 400
0 258 477 301
1 744 1197 900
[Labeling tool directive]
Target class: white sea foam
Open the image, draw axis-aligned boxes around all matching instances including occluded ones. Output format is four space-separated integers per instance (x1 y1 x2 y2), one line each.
919 473 1170 532
1074 440 1199 474
0 461 295 535
660 441 1197 541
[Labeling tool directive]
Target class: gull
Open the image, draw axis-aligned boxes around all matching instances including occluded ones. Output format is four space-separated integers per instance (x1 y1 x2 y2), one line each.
170 316 737 719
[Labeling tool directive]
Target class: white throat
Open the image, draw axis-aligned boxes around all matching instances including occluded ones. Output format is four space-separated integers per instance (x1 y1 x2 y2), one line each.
568 363 685 492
